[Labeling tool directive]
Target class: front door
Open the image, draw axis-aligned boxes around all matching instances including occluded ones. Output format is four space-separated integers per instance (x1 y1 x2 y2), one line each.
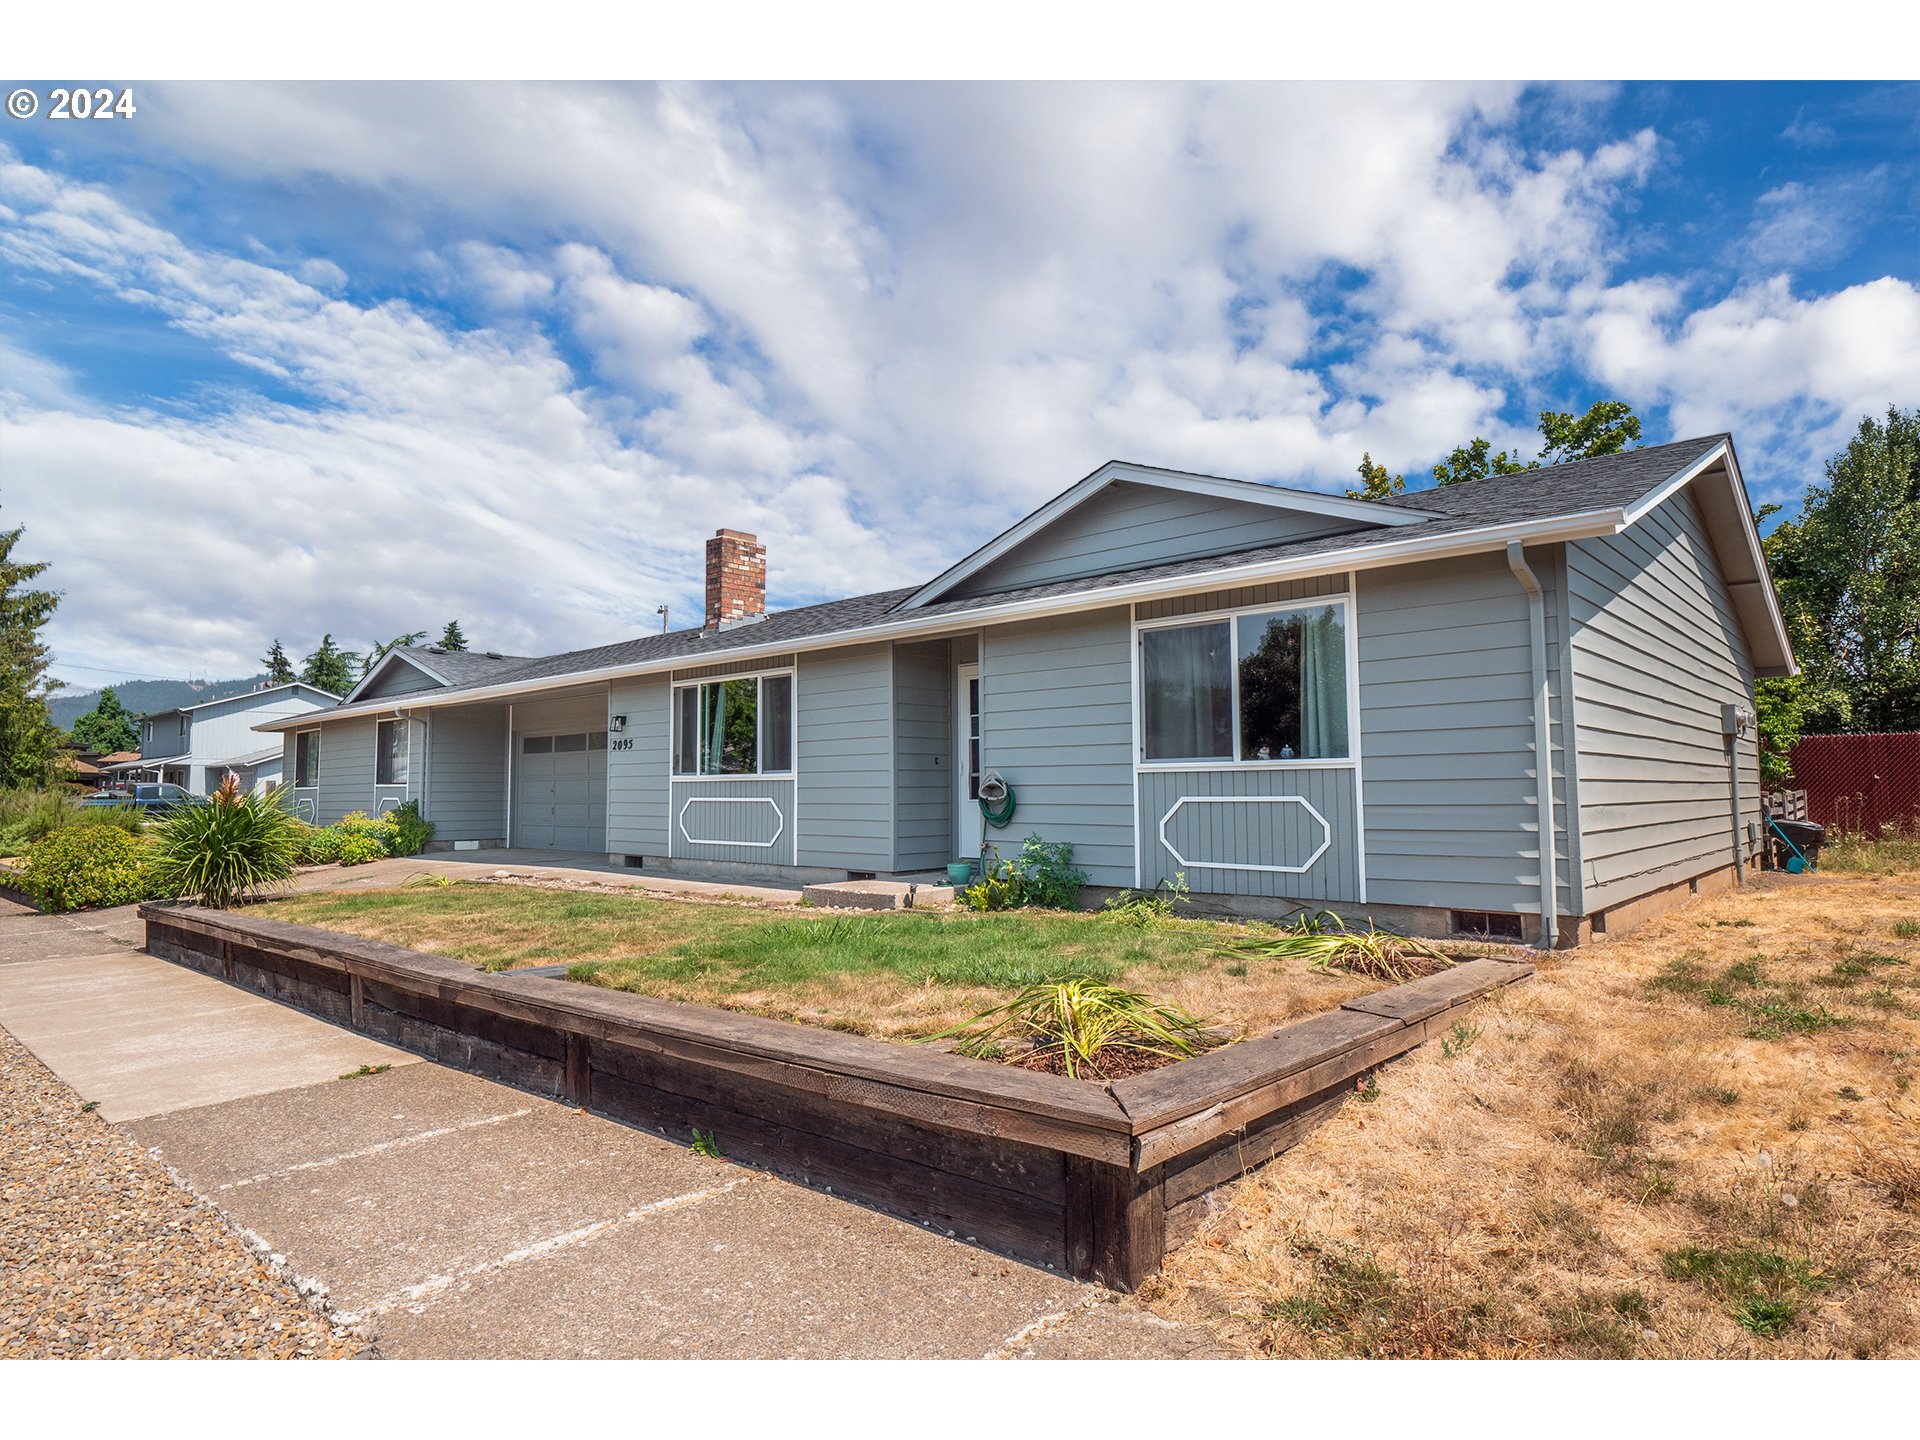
955 663 982 860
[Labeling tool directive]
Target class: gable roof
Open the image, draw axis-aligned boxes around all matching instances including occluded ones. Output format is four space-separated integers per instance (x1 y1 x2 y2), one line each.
258 434 1793 729
343 646 531 703
898 459 1440 609
140 681 340 723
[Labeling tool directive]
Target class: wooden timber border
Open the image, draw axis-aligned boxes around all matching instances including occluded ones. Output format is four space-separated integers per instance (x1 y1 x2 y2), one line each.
139 904 1532 1290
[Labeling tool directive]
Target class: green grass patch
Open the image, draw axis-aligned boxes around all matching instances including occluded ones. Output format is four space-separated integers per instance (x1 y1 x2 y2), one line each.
1660 1244 1833 1339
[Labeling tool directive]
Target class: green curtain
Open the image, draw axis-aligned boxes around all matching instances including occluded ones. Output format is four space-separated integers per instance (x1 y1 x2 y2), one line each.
1300 608 1349 758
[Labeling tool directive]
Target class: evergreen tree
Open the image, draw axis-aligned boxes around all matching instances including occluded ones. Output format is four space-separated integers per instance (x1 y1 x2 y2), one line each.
362 631 429 677
70 685 140 754
300 634 357 696
262 638 296 684
438 620 468 652
0 516 64 786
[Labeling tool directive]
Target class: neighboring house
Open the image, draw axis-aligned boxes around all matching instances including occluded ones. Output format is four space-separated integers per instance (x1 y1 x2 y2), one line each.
258 435 1792 945
107 684 341 795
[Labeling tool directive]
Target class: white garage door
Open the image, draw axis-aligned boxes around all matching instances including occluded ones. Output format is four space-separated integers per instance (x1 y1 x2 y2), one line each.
512 730 608 852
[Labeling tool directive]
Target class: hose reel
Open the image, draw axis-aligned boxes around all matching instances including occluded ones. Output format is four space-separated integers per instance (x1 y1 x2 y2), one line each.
977 769 1017 829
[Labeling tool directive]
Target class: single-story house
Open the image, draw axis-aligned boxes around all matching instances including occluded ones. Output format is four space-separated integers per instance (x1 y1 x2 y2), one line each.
110 683 341 795
259 434 1792 945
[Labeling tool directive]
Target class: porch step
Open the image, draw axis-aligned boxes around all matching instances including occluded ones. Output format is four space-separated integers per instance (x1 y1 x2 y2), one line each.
800 880 957 911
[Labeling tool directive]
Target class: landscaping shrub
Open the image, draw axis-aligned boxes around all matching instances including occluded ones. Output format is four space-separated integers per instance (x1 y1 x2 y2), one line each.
0 787 82 855
150 777 306 908
297 823 345 864
1234 909 1453 982
960 835 1087 911
385 800 434 857
336 833 385 866
294 804 431 866
18 825 159 913
932 976 1213 1079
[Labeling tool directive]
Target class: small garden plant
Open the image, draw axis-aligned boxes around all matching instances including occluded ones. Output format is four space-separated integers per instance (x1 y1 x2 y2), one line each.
932 976 1215 1079
1101 873 1191 927
959 834 1087 911
151 776 306 908
1234 909 1453 982
297 801 434 867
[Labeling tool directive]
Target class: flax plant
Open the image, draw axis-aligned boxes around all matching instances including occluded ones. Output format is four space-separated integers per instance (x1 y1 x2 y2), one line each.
150 776 306 908
933 977 1214 1078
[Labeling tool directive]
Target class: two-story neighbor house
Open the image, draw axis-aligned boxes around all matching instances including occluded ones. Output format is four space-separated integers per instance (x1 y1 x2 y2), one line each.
259 435 1793 946
110 683 341 795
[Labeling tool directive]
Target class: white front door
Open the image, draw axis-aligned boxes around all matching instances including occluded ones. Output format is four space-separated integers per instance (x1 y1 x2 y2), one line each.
955 663 982 860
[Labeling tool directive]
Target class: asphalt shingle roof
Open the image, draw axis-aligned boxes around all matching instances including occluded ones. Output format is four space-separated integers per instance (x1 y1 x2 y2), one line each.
321 436 1728 712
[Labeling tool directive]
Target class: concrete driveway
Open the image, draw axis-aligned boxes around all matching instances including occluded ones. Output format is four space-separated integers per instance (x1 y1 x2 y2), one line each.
0 901 1229 1360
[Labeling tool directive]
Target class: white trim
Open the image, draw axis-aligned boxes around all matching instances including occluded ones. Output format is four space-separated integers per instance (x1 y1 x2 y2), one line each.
292 727 321 791
343 650 449 705
1157 795 1332 875
899 459 1438 610
955 661 982 861
504 702 515 847
676 795 786 850
263 440 1787 731
1347 569 1368 905
668 667 797 780
1136 759 1355 773
373 716 410 788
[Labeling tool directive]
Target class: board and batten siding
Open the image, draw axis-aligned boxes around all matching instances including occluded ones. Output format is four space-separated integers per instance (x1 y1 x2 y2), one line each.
1133 571 1347 622
1137 768 1361 901
1356 549 1575 918
950 482 1373 599
606 676 671 857
892 639 953 871
795 644 893 871
979 608 1134 887
425 705 506 842
1568 486 1759 910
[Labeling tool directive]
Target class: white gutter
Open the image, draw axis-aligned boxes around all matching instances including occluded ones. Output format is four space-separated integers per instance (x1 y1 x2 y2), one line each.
1505 541 1558 951
258 503 1643 733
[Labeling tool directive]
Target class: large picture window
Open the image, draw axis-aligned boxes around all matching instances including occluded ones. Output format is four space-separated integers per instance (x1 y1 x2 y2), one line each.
376 719 409 785
1140 602 1350 763
673 673 794 776
294 729 321 786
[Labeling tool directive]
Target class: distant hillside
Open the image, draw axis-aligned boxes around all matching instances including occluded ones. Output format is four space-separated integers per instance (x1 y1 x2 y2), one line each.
50 674 274 732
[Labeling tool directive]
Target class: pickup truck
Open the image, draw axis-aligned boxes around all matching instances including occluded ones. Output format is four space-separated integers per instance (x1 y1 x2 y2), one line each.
81 783 204 815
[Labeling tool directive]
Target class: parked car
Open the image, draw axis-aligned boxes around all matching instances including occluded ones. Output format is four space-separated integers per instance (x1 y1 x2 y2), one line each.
81 783 202 815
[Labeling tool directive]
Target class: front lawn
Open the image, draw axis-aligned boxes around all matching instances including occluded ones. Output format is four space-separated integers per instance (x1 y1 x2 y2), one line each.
252 882 1382 1043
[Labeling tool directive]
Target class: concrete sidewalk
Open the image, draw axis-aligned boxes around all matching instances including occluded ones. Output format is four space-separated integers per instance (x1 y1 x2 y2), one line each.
0 900 1230 1360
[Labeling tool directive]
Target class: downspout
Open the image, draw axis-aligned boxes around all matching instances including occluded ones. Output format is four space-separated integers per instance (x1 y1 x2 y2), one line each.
1506 542 1559 950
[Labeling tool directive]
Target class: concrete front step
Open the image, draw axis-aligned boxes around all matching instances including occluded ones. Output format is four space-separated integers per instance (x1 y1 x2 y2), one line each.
799 879 957 911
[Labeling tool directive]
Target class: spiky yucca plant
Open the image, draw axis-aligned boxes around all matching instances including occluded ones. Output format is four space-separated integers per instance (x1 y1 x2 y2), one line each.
1233 909 1452 982
150 776 306 908
933 977 1214 1079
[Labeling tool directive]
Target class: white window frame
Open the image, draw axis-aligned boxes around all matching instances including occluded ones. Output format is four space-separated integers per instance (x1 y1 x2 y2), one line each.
293 728 322 788
374 717 410 787
669 667 798 779
1132 593 1360 772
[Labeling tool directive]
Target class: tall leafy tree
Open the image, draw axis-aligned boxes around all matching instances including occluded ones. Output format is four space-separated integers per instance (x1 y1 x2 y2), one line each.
362 631 429 677
261 638 296 684
1425 401 1645 487
70 686 140 754
300 634 357 696
438 620 468 652
1345 453 1405 501
0 516 64 786
1762 406 1920 745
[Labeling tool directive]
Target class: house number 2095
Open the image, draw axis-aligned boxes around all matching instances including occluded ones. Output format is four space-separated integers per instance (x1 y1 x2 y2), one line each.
609 737 635 752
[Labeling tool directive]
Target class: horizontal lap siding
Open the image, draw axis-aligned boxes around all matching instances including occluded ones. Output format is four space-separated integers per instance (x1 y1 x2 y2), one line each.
954 484 1365 599
796 645 893 871
427 706 506 841
1138 768 1360 901
670 778 797 865
607 677 670 855
305 717 378 825
1357 551 1573 916
358 664 442 700
893 640 953 871
981 609 1134 886
1569 488 1758 909
512 690 607 736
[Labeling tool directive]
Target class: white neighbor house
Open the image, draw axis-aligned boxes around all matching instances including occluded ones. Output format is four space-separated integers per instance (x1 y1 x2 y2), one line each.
111 683 340 795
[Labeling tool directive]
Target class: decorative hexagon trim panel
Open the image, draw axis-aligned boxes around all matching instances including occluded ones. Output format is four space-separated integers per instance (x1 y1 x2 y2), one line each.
677 794 786 849
1157 794 1332 875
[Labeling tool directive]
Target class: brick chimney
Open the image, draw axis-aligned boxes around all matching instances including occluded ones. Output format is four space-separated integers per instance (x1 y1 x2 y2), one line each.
704 528 767 630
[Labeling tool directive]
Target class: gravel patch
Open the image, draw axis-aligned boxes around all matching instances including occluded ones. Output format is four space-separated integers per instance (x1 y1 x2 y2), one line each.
0 1024 364 1359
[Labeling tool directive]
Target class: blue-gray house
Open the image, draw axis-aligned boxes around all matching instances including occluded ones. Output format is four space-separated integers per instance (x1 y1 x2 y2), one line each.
260 434 1793 945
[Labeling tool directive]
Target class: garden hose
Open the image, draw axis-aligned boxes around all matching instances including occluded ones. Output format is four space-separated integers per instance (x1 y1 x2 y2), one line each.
977 770 1017 829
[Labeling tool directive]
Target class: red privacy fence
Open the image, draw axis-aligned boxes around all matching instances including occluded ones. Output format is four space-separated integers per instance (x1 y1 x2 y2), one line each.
1788 732 1920 834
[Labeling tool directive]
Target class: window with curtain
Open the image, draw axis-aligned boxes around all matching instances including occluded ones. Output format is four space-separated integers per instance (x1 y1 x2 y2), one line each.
1140 603 1349 762
672 673 794 775
294 730 320 786
376 719 409 785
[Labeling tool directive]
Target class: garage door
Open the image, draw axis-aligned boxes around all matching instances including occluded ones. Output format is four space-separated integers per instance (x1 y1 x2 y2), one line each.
512 730 608 852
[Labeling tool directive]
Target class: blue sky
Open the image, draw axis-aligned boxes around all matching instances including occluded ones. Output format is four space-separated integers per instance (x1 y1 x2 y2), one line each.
2 80 1915 686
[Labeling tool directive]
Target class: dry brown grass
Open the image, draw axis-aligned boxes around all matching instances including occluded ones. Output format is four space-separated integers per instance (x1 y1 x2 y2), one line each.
1140 864 1920 1358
